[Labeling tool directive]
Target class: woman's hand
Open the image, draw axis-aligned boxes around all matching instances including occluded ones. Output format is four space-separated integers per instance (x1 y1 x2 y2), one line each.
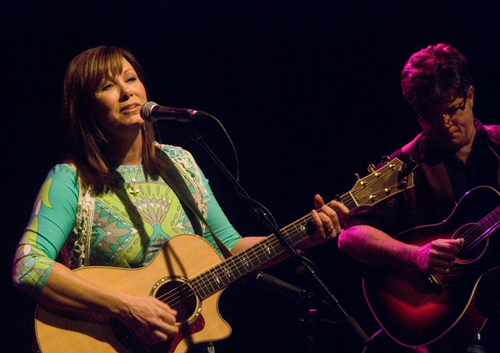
300 194 349 249
119 295 178 346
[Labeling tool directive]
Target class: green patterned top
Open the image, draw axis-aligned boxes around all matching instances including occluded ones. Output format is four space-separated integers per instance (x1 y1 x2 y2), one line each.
13 144 242 299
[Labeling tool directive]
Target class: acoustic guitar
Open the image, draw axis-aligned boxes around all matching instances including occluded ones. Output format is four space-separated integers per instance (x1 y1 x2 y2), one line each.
35 158 413 353
363 186 500 353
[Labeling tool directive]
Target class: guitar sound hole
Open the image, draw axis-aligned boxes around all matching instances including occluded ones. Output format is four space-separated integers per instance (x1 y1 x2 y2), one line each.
455 223 488 263
153 278 199 324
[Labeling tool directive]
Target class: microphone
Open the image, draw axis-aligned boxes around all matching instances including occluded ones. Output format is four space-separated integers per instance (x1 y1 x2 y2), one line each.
254 271 312 303
140 101 206 123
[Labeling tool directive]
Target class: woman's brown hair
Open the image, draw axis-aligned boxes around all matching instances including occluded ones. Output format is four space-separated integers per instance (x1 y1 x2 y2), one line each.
62 46 163 194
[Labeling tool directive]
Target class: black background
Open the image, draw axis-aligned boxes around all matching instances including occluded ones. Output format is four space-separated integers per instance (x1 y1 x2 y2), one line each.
3 1 500 352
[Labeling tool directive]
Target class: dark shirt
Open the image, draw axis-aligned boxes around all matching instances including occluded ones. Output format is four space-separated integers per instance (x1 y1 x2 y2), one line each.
442 129 499 201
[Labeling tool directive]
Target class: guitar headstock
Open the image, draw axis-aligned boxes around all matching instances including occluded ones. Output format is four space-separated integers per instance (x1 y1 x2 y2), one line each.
349 158 414 208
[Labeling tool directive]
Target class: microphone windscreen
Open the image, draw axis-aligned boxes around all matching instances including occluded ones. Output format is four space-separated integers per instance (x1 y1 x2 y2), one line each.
140 101 158 122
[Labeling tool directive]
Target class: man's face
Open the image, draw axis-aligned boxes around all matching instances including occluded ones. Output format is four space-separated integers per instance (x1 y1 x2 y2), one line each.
418 86 476 152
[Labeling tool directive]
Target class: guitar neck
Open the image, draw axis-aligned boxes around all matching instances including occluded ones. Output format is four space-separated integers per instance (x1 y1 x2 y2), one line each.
338 192 361 211
191 191 359 300
190 157 413 300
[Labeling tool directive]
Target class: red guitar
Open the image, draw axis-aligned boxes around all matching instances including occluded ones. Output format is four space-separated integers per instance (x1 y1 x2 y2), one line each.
363 186 500 353
34 158 413 353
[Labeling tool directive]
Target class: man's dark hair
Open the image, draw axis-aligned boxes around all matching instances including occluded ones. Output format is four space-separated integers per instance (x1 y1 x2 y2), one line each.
401 43 471 119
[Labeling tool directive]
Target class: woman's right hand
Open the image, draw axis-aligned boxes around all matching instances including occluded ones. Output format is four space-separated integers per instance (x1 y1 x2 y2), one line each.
119 295 179 345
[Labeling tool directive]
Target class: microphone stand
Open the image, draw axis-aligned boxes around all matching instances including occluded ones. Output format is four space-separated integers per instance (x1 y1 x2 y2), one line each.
187 127 371 349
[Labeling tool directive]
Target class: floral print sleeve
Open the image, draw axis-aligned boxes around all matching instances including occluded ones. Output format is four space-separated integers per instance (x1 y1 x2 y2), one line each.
12 164 79 299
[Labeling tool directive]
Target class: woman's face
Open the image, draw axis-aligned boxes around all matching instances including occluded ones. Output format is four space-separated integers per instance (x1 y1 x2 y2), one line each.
94 57 147 138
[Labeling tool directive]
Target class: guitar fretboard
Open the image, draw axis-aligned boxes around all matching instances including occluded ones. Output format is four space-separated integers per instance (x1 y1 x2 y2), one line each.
188 157 411 299
190 194 360 300
191 218 311 299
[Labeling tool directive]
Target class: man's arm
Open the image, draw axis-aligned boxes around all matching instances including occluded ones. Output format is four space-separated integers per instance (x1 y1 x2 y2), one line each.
338 224 463 274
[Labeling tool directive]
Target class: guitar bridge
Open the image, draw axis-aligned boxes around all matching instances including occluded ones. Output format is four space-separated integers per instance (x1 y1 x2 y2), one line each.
422 273 444 295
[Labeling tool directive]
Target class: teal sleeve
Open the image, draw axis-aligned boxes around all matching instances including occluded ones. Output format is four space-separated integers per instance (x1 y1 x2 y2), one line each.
12 164 79 299
200 171 242 252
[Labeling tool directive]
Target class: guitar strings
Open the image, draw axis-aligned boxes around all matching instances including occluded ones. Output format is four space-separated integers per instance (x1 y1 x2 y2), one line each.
184 209 315 297
445 205 500 252
461 206 500 250
463 208 500 247
154 217 311 310
154 235 285 310
154 167 398 310
163 226 300 307
439 207 500 291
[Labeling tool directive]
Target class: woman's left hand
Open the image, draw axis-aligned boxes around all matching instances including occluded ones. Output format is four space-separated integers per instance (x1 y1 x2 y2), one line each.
300 194 349 249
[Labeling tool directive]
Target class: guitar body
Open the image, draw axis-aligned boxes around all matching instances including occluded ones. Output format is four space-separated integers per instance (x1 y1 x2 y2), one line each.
35 234 231 353
363 186 500 353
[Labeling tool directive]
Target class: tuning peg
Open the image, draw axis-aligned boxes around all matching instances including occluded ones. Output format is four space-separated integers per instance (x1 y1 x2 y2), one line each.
381 155 390 164
355 173 366 186
367 164 376 173
400 159 417 178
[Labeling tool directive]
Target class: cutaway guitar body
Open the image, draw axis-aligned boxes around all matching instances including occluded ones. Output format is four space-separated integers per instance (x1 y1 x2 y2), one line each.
35 235 230 353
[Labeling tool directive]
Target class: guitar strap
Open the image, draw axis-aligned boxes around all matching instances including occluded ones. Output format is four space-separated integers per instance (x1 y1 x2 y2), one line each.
155 147 233 259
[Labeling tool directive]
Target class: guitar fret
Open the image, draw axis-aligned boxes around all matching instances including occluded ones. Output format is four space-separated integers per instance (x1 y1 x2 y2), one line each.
203 271 225 295
296 221 309 240
259 241 277 259
210 272 221 286
280 219 309 246
246 246 261 267
195 279 210 299
285 224 301 244
220 264 233 285
214 266 232 286
199 273 215 296
227 257 244 277
241 253 251 269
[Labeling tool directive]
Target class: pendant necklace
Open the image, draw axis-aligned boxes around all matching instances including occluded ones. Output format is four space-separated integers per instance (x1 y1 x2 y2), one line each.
124 157 142 195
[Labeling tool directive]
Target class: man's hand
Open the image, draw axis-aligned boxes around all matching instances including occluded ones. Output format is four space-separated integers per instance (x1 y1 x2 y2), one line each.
414 238 464 274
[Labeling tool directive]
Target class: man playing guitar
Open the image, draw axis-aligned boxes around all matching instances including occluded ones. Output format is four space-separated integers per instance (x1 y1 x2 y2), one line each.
338 43 500 353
